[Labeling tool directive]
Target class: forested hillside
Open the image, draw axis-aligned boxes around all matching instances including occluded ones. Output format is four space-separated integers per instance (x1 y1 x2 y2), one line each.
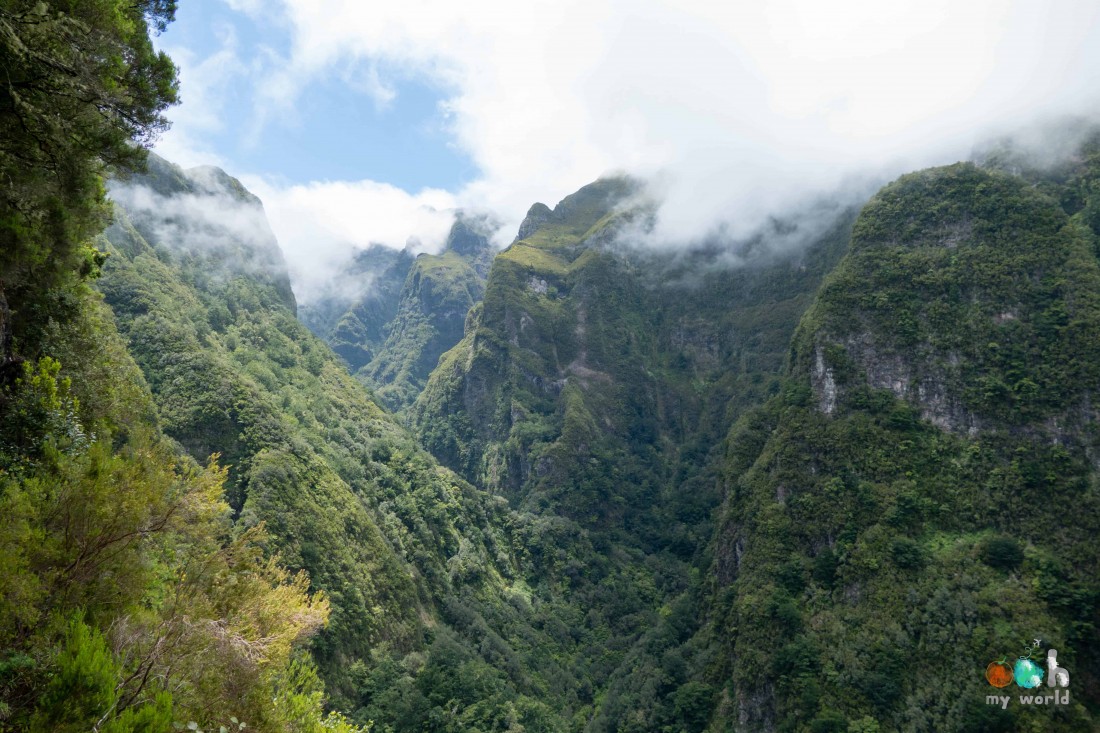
0 2 356 730
98 154 576 730
410 176 860 730
707 160 1100 732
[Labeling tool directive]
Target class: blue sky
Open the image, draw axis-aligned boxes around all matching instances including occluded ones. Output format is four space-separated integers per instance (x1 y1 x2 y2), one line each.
160 0 475 191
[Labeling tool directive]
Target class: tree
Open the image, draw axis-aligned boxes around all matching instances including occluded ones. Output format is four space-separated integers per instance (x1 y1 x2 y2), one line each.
0 0 179 372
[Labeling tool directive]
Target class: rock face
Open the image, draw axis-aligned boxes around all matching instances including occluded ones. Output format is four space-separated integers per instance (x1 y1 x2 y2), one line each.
796 163 1100 444
446 211 499 265
414 175 855 504
515 202 553 242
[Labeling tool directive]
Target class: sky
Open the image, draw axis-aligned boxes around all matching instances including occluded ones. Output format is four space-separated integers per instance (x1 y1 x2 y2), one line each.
153 0 1100 301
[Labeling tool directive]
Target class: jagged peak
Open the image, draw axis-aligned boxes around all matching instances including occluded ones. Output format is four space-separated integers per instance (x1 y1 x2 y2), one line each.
446 211 499 255
512 175 643 245
515 202 553 242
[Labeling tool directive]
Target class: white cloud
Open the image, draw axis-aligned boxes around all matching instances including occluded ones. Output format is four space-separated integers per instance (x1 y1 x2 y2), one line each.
257 1 1100 238
222 0 265 18
158 0 1100 296
154 22 248 169
238 176 456 300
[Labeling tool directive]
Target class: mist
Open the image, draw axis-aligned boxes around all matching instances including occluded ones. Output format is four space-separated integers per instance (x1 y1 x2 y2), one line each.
110 183 276 257
235 176 458 302
107 166 297 305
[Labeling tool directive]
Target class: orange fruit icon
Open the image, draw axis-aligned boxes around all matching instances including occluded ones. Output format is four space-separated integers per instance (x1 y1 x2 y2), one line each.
986 660 1014 687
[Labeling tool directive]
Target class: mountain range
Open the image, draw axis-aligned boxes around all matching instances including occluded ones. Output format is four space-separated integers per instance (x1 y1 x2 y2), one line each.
5 131 1100 732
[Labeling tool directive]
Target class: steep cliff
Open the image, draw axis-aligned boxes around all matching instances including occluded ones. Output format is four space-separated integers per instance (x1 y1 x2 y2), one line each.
299 244 414 371
411 175 859 729
299 212 498 412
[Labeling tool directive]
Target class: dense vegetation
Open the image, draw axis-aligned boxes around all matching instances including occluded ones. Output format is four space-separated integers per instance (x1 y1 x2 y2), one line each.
0 2 357 730
4 3 1099 729
98 155 574 730
359 215 496 412
302 213 495 412
410 178 859 729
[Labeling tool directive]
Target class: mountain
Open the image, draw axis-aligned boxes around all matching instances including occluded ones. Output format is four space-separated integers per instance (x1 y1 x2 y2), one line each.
7 70 1100 730
359 213 497 411
411 175 857 536
410 175 861 729
301 213 497 411
402 135 1100 731
299 244 414 372
707 161 1100 731
95 154 569 729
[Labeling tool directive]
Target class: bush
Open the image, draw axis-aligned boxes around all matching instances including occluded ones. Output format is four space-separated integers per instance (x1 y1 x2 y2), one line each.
979 536 1024 571
812 549 838 587
809 710 848 733
890 538 924 569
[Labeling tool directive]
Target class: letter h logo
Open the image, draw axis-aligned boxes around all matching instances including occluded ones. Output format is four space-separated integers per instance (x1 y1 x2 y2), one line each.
1047 649 1069 688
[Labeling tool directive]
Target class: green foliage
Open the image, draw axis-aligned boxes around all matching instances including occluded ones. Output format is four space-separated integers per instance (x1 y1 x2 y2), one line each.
31 614 121 732
9 37 1100 733
361 248 492 412
812 548 838 587
28 613 174 732
298 213 495 413
809 710 847 733
795 163 1100 426
411 177 858 729
0 6 364 727
0 296 349 730
299 244 413 372
0 0 178 369
890 537 924 569
0 356 84 467
95 163 574 729
979 535 1024 571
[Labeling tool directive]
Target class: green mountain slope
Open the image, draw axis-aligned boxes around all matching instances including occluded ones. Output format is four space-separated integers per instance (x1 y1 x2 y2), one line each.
0 6 358 728
11 4 1099 731
411 176 860 729
300 213 497 412
414 177 855 532
708 162 1100 732
299 244 414 372
97 155 571 729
